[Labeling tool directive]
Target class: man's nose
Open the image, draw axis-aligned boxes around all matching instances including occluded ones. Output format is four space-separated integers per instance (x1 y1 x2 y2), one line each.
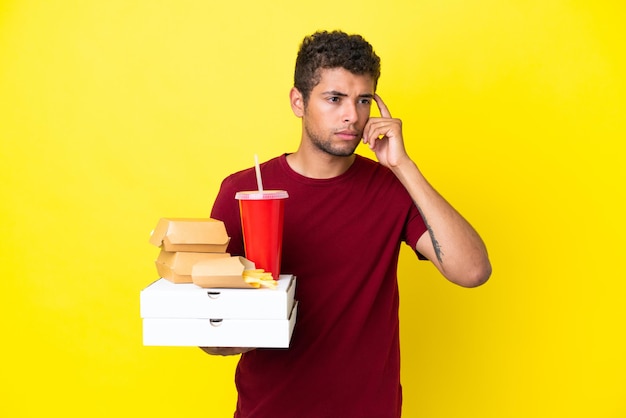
342 102 358 123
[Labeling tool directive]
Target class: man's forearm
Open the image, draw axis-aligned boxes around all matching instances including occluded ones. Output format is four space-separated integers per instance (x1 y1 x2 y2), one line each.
391 159 491 287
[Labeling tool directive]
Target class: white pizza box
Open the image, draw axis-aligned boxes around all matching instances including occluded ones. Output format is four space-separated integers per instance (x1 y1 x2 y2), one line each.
140 274 296 320
142 301 297 348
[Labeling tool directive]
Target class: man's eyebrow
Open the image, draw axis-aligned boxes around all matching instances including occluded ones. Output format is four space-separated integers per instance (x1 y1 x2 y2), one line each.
322 91 374 98
322 90 348 96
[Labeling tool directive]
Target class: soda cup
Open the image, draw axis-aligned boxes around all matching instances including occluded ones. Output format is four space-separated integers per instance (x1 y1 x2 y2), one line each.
235 190 288 279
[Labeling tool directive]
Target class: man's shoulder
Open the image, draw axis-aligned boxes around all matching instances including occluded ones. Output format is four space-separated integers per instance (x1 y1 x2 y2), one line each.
355 153 388 170
353 154 398 181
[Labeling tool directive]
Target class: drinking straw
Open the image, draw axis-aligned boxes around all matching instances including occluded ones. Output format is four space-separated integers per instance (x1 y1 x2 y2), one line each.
254 154 264 192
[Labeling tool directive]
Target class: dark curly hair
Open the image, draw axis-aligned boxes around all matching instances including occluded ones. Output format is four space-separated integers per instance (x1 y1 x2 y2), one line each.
294 30 381 104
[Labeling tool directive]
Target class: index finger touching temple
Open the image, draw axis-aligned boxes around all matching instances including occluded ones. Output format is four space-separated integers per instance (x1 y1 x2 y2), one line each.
374 94 392 118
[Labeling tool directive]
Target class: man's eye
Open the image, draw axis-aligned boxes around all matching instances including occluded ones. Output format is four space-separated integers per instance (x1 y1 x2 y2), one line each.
359 98 371 104
328 97 340 103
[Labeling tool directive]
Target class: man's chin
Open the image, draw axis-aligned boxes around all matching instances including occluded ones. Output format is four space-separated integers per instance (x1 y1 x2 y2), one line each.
326 148 357 158
329 141 360 157
311 136 360 157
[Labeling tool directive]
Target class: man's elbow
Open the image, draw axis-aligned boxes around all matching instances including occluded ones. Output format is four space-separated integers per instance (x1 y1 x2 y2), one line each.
449 259 492 288
465 263 492 288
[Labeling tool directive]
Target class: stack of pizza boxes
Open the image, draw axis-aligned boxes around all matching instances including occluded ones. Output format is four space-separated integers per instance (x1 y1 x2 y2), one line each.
140 218 297 348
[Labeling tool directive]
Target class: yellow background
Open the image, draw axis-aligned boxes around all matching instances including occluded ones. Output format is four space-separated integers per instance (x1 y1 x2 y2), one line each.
1 1 624 417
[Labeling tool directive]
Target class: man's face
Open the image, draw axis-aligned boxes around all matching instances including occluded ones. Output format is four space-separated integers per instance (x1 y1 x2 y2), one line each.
301 67 375 157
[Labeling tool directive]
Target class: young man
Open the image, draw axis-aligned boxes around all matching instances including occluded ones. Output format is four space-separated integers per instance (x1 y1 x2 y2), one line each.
203 30 491 417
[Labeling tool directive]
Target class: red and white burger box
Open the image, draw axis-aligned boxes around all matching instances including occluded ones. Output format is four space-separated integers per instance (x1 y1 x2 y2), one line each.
140 274 297 348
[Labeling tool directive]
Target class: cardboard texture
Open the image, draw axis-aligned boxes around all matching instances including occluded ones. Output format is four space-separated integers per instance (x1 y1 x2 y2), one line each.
145 218 296 347
142 301 298 348
141 275 297 347
192 256 258 289
140 275 296 320
149 218 230 252
155 251 230 284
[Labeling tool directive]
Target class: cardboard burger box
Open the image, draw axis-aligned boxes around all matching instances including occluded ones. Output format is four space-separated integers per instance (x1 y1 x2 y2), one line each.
192 256 266 289
150 218 232 284
155 250 231 284
140 275 297 348
149 218 230 253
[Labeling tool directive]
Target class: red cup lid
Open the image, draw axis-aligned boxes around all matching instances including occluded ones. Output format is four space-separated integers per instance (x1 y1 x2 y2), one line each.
235 190 289 200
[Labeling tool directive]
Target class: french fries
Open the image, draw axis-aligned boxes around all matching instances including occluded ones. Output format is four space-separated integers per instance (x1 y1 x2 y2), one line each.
242 269 278 289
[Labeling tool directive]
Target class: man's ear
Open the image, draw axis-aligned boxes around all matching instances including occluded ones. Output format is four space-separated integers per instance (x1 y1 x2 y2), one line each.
290 87 305 117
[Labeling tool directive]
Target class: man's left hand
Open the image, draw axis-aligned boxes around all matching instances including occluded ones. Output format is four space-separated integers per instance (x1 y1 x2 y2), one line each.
362 94 409 168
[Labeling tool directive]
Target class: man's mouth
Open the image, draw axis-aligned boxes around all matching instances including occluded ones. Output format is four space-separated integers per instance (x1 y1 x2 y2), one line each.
335 130 360 140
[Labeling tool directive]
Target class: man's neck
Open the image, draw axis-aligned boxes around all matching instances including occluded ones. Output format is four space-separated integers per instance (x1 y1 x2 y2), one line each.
286 147 356 179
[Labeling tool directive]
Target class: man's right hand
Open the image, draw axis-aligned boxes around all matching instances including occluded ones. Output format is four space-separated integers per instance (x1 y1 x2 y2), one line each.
199 347 256 356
